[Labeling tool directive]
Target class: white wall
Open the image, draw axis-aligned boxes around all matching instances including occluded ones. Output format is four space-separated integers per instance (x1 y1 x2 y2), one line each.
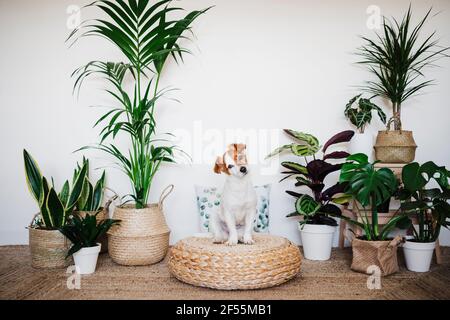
1 0 449 246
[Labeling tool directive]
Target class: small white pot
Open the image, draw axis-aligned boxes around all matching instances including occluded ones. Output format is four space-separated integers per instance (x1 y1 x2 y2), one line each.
72 244 101 275
403 241 435 272
349 132 375 162
299 224 336 261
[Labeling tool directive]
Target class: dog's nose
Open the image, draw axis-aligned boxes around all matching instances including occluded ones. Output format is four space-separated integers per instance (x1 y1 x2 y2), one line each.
240 166 247 174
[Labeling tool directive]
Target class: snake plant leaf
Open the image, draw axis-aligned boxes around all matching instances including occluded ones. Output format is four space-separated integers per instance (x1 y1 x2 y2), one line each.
59 181 70 208
46 188 65 228
66 163 88 213
322 130 355 153
281 162 308 174
92 171 106 211
39 177 52 228
23 150 43 204
295 195 321 216
77 179 91 211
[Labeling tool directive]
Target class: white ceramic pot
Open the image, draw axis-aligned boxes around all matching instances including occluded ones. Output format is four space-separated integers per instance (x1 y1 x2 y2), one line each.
349 132 375 161
299 224 336 261
73 244 101 275
403 241 436 272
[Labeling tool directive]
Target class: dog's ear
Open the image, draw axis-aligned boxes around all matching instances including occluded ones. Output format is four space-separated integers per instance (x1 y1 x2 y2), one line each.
214 156 225 174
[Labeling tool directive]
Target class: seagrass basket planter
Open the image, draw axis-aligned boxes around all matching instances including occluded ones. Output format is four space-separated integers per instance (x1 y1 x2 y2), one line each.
74 208 109 253
108 186 173 266
374 130 417 163
168 234 302 290
29 227 71 269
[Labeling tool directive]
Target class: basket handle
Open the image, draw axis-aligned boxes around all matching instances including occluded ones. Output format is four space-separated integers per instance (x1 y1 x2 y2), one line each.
385 115 402 133
158 185 174 211
104 187 120 211
28 213 41 229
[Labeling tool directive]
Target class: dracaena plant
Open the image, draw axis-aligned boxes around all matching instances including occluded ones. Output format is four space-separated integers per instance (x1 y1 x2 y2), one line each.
68 0 210 208
73 158 106 212
399 161 450 242
59 212 120 256
339 153 409 241
267 130 355 227
357 6 450 130
344 94 386 133
23 150 87 230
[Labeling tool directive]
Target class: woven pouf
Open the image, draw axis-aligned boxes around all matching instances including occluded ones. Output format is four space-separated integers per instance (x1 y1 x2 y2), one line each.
168 234 302 290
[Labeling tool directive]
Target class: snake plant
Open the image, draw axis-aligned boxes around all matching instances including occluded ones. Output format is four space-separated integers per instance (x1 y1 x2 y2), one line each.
68 0 210 208
23 150 87 230
73 158 106 212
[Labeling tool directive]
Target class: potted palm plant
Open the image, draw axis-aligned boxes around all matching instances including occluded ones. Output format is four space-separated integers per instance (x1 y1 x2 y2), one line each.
24 150 87 268
339 153 409 275
357 6 449 163
68 0 210 265
267 130 354 261
344 94 386 161
399 162 450 272
60 213 120 274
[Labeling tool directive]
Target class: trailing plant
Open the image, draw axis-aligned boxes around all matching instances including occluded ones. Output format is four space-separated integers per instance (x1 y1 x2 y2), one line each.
339 153 409 240
344 94 386 133
73 158 106 212
357 6 450 130
399 161 450 242
68 0 210 208
59 212 120 256
267 130 355 227
23 150 87 230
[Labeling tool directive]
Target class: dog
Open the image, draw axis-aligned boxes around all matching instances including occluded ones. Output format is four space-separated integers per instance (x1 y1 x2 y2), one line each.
211 143 257 246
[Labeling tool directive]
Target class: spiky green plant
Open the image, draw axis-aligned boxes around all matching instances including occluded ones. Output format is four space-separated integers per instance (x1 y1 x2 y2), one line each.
68 0 210 208
73 158 106 212
357 6 450 130
23 150 87 229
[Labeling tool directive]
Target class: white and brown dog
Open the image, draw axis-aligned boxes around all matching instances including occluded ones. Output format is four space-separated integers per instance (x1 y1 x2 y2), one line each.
211 143 257 246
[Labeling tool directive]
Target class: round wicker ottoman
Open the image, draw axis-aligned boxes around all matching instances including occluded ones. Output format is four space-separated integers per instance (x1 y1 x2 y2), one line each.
168 234 302 290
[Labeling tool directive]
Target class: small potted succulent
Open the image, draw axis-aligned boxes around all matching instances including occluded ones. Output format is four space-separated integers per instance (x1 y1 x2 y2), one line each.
344 94 386 160
59 213 120 274
24 150 87 268
399 161 450 272
267 130 354 261
339 153 409 275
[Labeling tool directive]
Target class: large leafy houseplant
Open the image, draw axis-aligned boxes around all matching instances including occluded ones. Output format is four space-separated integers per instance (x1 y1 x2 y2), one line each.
339 153 408 240
24 150 88 230
358 6 449 130
267 130 355 227
399 161 450 242
69 0 210 208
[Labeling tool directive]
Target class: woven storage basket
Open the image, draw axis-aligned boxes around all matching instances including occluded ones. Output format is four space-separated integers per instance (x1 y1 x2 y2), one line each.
29 227 72 269
108 185 173 266
74 208 109 253
351 237 402 276
168 234 302 290
374 119 417 163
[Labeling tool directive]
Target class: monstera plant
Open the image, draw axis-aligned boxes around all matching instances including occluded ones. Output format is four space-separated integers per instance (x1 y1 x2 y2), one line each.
268 130 355 227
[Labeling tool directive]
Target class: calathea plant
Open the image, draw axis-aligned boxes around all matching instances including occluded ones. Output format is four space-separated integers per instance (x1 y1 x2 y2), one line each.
399 162 450 242
68 0 210 208
267 130 355 227
23 150 87 229
344 94 386 133
73 158 106 212
339 153 409 240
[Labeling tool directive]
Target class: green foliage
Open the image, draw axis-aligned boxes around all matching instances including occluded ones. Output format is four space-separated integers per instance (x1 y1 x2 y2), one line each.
268 130 355 227
357 6 449 129
344 94 386 133
399 161 450 242
69 0 210 208
23 150 88 230
59 213 120 256
73 158 106 212
339 153 408 241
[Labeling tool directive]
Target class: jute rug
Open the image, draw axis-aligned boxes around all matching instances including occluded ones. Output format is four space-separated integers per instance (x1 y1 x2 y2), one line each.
0 245 449 300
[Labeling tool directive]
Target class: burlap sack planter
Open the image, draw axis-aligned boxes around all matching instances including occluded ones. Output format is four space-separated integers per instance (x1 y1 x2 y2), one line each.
74 209 109 253
351 237 402 276
374 130 417 163
29 228 72 269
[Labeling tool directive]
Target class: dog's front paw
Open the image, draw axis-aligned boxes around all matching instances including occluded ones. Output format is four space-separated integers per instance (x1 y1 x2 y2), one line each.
243 234 255 245
225 236 238 246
